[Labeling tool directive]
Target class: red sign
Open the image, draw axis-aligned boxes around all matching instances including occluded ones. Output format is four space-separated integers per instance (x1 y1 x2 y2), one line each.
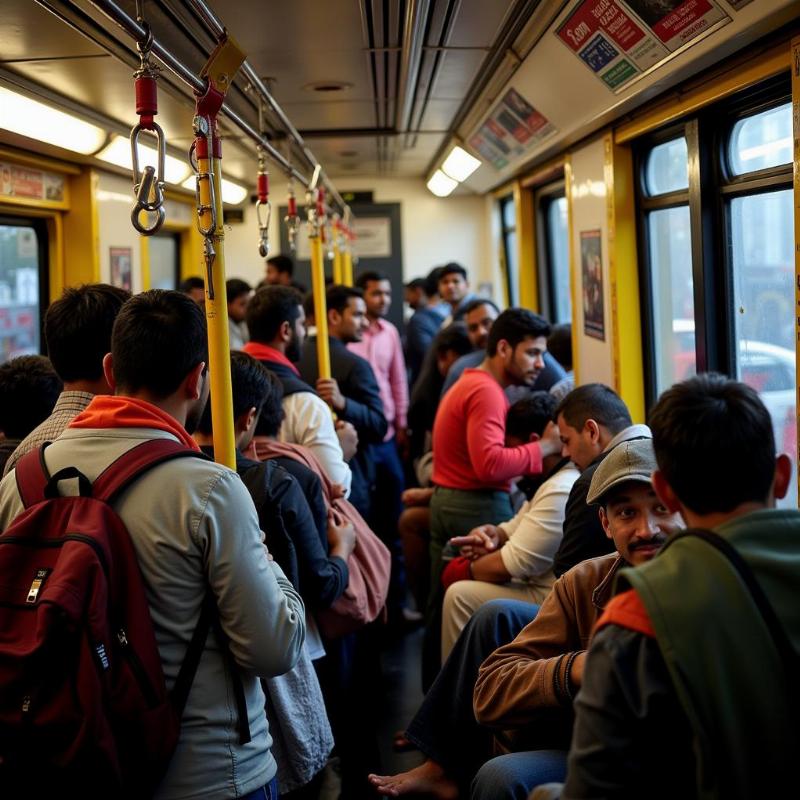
558 0 645 53
647 0 713 43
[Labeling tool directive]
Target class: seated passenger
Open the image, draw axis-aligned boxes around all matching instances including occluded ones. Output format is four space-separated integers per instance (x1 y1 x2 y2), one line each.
539 374 799 800
0 355 62 473
226 277 251 350
368 439 679 799
440 393 579 659
243 285 354 495
0 289 306 799
4 283 129 475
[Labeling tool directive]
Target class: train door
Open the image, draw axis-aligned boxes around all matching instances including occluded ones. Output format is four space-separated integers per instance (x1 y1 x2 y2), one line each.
148 231 181 291
0 216 48 363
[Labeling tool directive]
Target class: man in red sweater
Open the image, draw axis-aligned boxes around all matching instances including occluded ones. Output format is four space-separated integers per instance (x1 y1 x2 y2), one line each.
422 308 561 682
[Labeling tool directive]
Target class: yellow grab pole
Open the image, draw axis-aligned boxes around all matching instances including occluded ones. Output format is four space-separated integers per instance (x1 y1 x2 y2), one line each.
343 249 354 287
308 169 332 381
333 240 343 285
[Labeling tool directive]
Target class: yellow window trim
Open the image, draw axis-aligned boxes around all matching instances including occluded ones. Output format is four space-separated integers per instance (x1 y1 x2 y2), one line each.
792 35 800 506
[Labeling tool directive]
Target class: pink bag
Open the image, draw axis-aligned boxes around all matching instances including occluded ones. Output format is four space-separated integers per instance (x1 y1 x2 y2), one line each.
248 437 390 638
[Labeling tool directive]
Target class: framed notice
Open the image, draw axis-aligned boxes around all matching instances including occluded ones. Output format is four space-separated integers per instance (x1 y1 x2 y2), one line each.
110 247 132 292
581 230 605 341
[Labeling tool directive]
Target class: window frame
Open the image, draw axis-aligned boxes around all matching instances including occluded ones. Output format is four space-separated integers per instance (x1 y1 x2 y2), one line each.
535 180 569 324
498 194 517 306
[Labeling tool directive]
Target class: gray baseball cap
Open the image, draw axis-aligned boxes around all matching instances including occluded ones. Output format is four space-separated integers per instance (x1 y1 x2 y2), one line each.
587 438 657 505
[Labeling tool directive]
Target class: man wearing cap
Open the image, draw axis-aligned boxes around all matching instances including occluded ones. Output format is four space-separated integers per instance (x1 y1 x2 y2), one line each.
368 438 682 800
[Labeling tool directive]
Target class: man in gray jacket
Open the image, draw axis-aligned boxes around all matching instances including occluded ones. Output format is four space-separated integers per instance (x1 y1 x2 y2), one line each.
0 290 306 800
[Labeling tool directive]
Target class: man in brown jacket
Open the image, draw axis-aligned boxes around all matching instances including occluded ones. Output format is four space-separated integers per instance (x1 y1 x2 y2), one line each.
369 438 681 800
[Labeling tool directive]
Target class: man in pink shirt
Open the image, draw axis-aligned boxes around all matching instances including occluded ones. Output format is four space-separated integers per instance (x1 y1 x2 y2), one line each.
349 271 411 627
423 308 562 682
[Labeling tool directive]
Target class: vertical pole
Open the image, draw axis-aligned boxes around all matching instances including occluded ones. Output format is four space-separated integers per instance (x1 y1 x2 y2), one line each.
310 232 331 380
792 36 800 505
343 247 354 287
333 240 344 284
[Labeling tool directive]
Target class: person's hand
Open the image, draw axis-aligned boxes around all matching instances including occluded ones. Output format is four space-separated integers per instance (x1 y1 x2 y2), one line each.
395 427 410 461
330 482 346 500
327 509 356 560
568 651 587 689
317 377 346 412
335 420 358 461
449 524 505 559
402 487 434 507
537 420 562 459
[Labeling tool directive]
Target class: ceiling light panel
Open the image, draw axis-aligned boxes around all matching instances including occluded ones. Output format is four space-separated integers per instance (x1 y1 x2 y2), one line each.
180 175 248 205
441 145 481 182
427 169 458 197
96 135 192 185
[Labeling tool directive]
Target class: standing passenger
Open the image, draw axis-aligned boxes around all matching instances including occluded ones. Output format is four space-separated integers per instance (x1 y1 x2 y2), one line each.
226 278 251 350
438 262 475 325
404 269 447 386
0 290 306 799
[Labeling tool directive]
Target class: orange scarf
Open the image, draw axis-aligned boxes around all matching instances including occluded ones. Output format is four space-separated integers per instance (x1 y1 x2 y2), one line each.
69 395 200 452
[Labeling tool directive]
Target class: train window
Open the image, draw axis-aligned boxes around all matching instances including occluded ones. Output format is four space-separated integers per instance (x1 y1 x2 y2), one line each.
536 190 571 324
644 137 688 196
498 195 518 305
728 102 792 176
149 233 180 290
0 220 47 364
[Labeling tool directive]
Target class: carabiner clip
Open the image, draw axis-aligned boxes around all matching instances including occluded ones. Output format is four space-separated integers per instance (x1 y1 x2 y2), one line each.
131 164 166 234
189 117 218 238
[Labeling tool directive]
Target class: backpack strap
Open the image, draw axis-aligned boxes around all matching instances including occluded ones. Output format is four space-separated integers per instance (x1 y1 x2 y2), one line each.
15 445 54 508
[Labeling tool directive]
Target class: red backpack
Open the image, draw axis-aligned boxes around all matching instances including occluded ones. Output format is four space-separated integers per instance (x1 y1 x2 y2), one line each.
0 439 242 797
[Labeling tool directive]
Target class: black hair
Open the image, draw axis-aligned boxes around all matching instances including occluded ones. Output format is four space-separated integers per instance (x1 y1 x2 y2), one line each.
555 383 631 435
648 373 776 514
547 323 572 371
326 285 363 315
267 255 294 276
425 266 444 297
44 283 130 382
356 271 390 290
246 285 303 343
179 276 205 293
438 262 468 282
0 355 63 439
302 290 316 324
486 308 551 356
226 278 251 303
463 297 500 317
506 392 558 442
111 290 208 398
197 351 276 435
433 323 472 358
405 278 427 293
254 365 286 437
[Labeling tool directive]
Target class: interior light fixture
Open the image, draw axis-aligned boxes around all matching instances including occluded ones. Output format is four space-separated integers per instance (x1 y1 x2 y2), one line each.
426 169 458 197
441 145 481 182
97 135 192 186
181 175 248 205
0 86 107 155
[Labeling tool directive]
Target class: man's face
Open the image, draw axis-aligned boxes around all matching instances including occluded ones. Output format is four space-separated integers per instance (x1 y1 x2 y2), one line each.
465 303 498 350
600 482 682 566
336 297 368 343
363 279 392 318
187 288 205 305
557 413 603 471
436 348 462 377
439 272 468 305
286 305 305 362
405 286 424 311
266 264 290 286
503 336 546 387
228 293 250 323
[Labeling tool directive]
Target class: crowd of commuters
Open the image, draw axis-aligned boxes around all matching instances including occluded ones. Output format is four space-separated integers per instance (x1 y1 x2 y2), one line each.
0 252 796 800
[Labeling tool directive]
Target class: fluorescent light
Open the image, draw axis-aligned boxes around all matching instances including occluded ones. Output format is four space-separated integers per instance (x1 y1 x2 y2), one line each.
0 86 107 155
97 135 192 185
426 169 458 197
180 175 248 205
441 145 481 182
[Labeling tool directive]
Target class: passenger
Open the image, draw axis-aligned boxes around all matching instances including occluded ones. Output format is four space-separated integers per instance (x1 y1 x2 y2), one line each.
440 393 579 659
551 384 650 576
0 355 62 473
3 283 129 476
0 289 306 800
546 324 574 402
440 299 567 397
179 275 205 305
242 285 354 496
539 374 799 800
438 262 476 324
226 277 251 350
299 285 388 520
368 439 679 799
266 253 307 293
350 271 410 624
404 268 447 385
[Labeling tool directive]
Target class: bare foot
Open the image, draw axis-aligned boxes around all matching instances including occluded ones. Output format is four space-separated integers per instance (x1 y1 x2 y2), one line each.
368 759 458 798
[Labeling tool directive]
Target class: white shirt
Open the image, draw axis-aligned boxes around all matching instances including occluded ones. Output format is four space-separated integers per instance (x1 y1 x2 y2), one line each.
499 462 580 589
279 391 353 497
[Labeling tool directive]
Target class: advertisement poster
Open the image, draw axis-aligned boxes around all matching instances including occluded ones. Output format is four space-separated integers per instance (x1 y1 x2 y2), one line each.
110 247 132 292
0 161 65 202
581 230 605 340
469 88 555 171
556 0 729 91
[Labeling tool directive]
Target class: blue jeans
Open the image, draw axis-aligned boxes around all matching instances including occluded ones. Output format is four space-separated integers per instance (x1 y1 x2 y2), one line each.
406 599 538 791
471 751 567 800
241 777 278 800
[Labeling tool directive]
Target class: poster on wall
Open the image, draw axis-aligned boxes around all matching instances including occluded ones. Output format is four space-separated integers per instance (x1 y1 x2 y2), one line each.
0 160 65 202
556 0 730 92
581 229 605 341
110 247 132 292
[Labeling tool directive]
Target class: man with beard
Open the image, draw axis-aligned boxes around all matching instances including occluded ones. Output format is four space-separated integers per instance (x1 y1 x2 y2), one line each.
0 290 306 799
243 286 354 496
